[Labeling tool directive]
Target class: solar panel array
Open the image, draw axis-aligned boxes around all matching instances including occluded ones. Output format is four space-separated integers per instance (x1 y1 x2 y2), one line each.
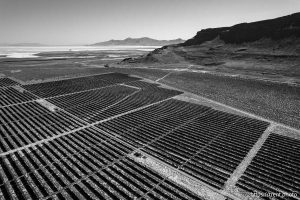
237 133 300 199
0 74 203 199
97 99 269 189
0 102 85 153
0 127 203 200
0 78 20 88
23 73 141 98
0 87 37 107
0 73 299 200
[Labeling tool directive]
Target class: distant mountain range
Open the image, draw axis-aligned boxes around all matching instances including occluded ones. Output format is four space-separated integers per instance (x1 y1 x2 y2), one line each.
91 37 185 46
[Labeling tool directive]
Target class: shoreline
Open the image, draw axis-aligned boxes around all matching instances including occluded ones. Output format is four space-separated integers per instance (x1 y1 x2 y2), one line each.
0 45 160 59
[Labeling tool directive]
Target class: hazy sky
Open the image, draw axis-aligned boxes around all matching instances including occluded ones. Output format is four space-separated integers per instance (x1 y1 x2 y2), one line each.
0 0 299 45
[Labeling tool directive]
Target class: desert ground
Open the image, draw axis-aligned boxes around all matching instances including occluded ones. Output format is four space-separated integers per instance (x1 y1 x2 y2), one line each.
1 50 298 130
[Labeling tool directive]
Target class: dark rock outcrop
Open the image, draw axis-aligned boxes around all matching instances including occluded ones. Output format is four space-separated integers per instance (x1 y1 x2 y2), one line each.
183 12 300 46
183 27 229 46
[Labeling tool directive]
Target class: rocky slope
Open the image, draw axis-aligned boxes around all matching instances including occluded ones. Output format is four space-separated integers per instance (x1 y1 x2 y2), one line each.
122 13 300 63
184 12 300 45
120 13 300 83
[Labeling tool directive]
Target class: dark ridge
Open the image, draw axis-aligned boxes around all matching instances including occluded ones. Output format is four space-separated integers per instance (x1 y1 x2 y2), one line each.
183 12 300 46
183 27 229 46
